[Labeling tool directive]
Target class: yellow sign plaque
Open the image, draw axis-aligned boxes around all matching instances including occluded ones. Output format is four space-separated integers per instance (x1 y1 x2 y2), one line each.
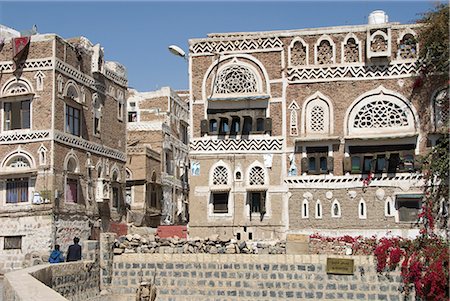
326 258 354 275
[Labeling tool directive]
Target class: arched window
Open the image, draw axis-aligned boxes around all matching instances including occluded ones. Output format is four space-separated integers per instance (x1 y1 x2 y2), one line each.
359 199 367 219
214 64 259 94
210 164 230 214
92 93 102 136
64 153 79 204
385 197 393 217
212 166 229 185
331 200 341 218
343 36 360 63
304 94 332 136
398 33 417 60
302 199 309 218
2 79 33 131
347 87 417 137
256 118 265 132
249 166 265 186
432 87 448 130
315 200 322 219
315 36 335 65
289 39 308 66
111 169 120 209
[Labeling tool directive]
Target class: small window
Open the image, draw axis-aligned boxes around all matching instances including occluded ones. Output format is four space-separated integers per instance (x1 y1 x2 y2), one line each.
118 102 124 121
363 156 373 173
231 117 240 133
249 191 266 214
351 156 361 173
331 200 341 218
235 171 242 181
396 195 422 222
66 105 81 136
256 118 265 132
219 118 229 134
359 200 367 219
209 119 218 133
315 201 322 219
65 178 78 203
306 147 329 175
4 236 22 250
243 117 252 133
4 100 31 130
128 111 137 122
376 155 386 173
6 178 29 203
212 192 228 213
302 199 309 218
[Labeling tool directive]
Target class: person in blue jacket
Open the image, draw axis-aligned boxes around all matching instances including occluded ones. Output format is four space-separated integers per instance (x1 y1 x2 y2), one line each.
48 244 64 263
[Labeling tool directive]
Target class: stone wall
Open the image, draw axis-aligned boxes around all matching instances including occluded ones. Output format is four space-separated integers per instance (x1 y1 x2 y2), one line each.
109 253 405 301
113 234 286 255
3 261 100 301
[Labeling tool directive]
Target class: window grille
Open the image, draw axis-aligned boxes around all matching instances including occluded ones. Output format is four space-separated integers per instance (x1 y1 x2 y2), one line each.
214 65 258 94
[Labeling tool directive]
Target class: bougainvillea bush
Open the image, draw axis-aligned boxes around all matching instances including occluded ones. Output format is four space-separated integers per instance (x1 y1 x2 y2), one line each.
309 233 449 300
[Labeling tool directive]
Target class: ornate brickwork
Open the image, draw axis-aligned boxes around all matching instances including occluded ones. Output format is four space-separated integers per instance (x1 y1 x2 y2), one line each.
190 138 283 152
190 37 283 54
0 130 50 144
287 61 428 83
54 131 126 161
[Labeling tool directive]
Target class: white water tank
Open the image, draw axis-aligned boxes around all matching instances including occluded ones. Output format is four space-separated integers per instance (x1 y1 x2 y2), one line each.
368 10 389 25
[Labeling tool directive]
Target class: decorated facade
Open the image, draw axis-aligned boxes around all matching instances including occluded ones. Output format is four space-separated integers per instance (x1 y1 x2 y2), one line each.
0 25 128 273
126 87 189 227
188 12 448 240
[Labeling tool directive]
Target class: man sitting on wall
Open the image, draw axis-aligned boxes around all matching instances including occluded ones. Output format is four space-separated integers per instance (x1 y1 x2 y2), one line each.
66 237 82 262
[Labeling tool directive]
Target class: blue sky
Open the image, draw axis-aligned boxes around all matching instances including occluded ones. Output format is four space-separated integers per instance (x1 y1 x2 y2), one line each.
0 1 441 91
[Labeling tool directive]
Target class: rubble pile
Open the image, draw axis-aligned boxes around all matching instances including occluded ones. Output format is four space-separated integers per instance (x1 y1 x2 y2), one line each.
113 234 286 255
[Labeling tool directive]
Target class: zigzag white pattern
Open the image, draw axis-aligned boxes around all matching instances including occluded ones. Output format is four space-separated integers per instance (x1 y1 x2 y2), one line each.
0 130 50 144
54 131 126 162
288 61 447 82
190 138 283 152
56 59 106 94
191 37 283 54
0 58 53 73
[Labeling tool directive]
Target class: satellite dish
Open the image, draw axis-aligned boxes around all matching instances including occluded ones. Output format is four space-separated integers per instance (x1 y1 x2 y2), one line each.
168 45 186 58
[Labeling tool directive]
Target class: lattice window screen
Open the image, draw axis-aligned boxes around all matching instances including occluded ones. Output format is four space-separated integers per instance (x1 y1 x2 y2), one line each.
344 38 359 63
291 41 307 66
398 34 417 60
249 166 265 185
214 65 258 94
213 166 228 185
434 88 449 129
310 106 325 132
317 40 333 64
290 110 298 136
353 100 409 128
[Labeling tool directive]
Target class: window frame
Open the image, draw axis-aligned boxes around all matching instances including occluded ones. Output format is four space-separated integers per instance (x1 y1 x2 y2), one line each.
211 192 229 214
5 177 30 204
3 98 32 131
65 104 81 137
4 236 22 250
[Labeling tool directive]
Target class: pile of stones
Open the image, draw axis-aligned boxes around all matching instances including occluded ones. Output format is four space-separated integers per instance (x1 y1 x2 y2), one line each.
113 234 286 255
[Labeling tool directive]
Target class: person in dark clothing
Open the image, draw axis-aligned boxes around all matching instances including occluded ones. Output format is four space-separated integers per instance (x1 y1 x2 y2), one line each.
48 244 64 263
66 237 82 262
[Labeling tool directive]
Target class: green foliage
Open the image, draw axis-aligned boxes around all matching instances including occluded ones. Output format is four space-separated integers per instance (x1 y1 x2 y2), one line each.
417 3 449 75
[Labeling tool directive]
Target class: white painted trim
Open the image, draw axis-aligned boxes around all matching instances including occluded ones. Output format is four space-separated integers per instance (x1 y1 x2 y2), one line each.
331 199 341 218
358 198 367 219
315 199 323 219
300 91 334 136
301 199 309 218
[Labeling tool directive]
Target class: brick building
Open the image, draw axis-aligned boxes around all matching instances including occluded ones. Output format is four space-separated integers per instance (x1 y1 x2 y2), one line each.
0 25 128 273
126 87 189 227
187 11 448 240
